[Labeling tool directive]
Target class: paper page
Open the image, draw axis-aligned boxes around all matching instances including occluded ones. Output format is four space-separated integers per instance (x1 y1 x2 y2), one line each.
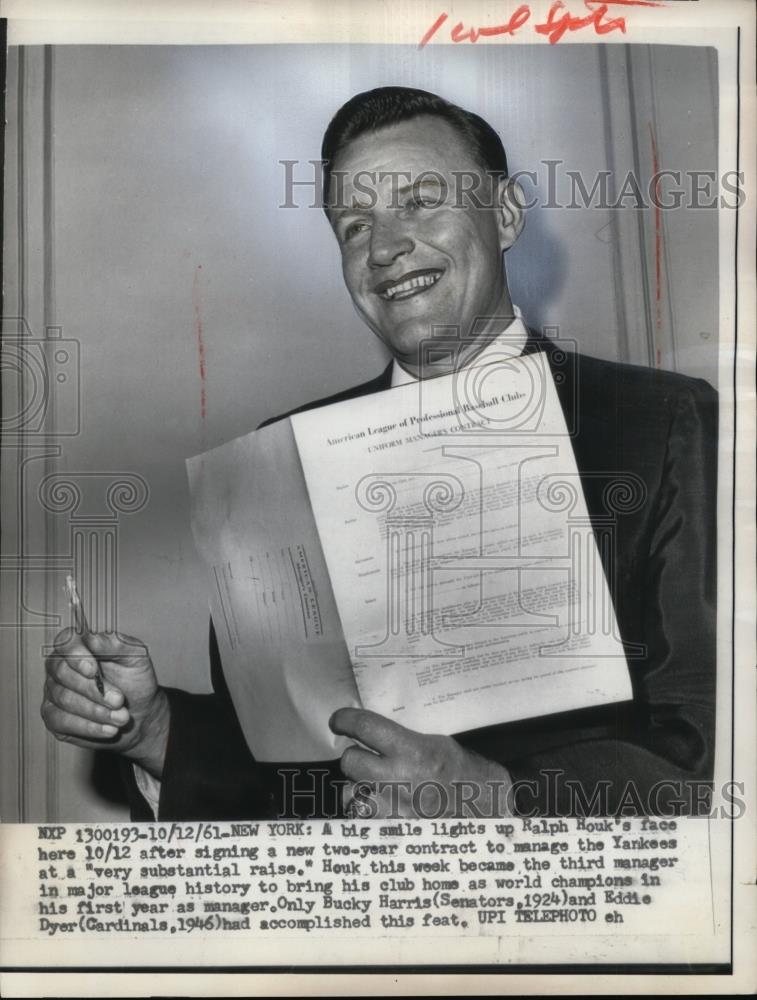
186 418 360 761
291 352 633 736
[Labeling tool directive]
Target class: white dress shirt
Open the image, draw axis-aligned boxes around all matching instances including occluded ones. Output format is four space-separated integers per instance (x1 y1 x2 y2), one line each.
390 307 528 387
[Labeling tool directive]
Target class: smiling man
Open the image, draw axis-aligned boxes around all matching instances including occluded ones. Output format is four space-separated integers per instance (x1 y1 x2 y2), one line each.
41 87 717 820
325 105 524 378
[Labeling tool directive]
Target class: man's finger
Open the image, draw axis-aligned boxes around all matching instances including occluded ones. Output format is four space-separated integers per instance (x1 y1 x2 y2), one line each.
330 707 415 756
41 701 119 741
45 678 130 728
340 744 392 783
52 627 76 649
46 643 99 683
46 656 125 707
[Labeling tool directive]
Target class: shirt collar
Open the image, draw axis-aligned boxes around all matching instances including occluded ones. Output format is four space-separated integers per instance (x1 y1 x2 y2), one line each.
390 305 528 388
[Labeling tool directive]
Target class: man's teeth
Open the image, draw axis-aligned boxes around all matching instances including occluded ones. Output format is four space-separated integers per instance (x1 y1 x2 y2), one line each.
381 272 440 299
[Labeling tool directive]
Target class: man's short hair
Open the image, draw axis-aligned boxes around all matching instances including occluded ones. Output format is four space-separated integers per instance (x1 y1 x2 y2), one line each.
321 86 509 213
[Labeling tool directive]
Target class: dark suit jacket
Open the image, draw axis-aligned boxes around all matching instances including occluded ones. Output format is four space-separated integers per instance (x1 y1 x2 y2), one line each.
126 333 717 819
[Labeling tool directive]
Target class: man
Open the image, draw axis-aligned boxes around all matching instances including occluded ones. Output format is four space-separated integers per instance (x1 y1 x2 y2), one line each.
41 87 717 819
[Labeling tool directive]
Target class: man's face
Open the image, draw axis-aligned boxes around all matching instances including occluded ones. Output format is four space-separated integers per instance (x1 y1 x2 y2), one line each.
329 116 522 375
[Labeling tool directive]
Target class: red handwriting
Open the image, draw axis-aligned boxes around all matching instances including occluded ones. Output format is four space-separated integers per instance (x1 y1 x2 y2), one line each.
420 7 529 47
419 5 531 47
534 1 625 44
192 264 207 421
648 122 664 337
419 0 664 48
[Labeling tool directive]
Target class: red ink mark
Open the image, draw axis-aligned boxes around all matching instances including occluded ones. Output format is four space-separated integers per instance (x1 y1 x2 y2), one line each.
534 1 626 45
648 122 663 338
419 0 662 47
451 21 478 43
419 11 448 48
419 5 531 47
192 264 207 420
656 347 661 368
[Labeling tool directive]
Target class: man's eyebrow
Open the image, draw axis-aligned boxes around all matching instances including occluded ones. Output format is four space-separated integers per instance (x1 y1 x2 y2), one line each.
331 199 373 218
395 178 445 196
330 178 445 217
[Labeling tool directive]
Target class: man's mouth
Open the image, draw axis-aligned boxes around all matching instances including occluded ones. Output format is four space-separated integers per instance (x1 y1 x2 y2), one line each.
375 269 443 301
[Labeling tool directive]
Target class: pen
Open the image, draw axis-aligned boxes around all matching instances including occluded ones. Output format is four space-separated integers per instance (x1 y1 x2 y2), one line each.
64 575 105 696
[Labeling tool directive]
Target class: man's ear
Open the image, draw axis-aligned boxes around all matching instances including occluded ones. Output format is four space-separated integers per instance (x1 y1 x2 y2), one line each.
496 176 526 251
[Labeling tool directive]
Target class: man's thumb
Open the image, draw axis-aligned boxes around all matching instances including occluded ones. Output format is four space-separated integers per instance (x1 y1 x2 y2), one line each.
83 630 149 662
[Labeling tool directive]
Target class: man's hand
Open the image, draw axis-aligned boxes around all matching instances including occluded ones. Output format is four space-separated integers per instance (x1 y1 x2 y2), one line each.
42 628 170 779
330 708 512 819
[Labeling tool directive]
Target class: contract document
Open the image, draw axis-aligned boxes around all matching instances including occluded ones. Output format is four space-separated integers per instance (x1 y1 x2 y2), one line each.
187 351 633 761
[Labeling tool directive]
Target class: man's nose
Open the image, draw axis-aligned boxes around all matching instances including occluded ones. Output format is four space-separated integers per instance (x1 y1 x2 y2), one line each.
368 218 414 267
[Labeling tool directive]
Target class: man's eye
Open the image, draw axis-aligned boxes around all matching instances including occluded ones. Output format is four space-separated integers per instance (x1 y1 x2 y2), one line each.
406 194 438 211
344 221 370 241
